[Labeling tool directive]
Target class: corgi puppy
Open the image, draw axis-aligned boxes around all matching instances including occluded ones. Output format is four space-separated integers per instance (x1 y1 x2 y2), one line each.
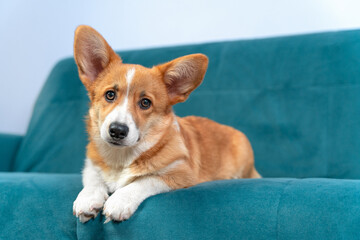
73 25 261 223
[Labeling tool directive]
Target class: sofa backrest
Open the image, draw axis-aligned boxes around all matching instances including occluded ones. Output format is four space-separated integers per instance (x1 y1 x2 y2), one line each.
13 29 360 178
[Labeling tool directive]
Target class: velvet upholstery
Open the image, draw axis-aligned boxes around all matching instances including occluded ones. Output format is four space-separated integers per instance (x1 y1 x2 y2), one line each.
0 134 22 171
0 174 359 239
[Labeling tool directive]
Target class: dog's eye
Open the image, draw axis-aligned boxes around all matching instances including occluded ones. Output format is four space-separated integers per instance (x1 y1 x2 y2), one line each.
139 98 151 110
105 90 116 102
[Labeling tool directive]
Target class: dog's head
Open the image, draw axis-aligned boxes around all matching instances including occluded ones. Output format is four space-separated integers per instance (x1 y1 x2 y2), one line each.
74 25 208 148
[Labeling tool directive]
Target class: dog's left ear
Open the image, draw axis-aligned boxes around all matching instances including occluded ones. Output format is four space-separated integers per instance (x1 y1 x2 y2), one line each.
157 54 208 105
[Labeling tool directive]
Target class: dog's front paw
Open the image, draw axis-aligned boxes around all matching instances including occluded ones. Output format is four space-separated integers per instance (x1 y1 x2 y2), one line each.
73 187 108 223
103 189 140 223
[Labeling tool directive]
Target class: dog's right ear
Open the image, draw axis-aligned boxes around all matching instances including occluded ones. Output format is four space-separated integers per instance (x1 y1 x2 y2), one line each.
74 25 121 90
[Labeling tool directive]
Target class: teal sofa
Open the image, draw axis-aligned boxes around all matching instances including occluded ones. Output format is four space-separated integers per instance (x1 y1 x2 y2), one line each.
2 29 360 239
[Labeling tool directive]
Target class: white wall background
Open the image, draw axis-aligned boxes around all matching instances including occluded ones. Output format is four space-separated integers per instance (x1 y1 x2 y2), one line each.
1 0 360 135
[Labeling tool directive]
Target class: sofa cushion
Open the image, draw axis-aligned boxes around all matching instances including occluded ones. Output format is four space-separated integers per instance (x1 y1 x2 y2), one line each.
13 58 89 173
14 29 360 178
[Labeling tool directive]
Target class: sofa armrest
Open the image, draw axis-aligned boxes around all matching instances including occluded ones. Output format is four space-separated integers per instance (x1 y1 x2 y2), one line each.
1 175 359 239
78 178 360 240
0 133 23 171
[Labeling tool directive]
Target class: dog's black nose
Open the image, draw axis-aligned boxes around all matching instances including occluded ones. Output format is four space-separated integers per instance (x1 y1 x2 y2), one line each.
109 122 129 140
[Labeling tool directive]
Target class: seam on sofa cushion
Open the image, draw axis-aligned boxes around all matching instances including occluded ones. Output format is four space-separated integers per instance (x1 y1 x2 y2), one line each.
276 179 294 240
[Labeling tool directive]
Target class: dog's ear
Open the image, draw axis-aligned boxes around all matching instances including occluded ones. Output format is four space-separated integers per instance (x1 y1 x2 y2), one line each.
74 25 121 89
157 54 208 105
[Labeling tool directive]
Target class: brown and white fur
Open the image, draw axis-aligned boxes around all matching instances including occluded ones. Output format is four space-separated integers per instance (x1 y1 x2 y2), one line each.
72 25 261 223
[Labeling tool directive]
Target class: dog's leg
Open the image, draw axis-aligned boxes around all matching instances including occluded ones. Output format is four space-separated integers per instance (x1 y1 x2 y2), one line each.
73 158 109 223
103 176 170 223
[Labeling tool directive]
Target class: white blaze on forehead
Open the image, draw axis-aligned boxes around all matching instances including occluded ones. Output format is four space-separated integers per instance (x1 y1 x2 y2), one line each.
121 67 136 112
125 67 135 93
100 67 139 146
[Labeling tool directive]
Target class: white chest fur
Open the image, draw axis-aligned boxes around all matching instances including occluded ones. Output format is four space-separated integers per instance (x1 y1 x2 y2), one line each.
101 168 135 193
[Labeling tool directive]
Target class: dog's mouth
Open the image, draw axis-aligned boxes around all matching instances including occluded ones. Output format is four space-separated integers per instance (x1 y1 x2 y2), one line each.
107 140 125 147
105 136 141 148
